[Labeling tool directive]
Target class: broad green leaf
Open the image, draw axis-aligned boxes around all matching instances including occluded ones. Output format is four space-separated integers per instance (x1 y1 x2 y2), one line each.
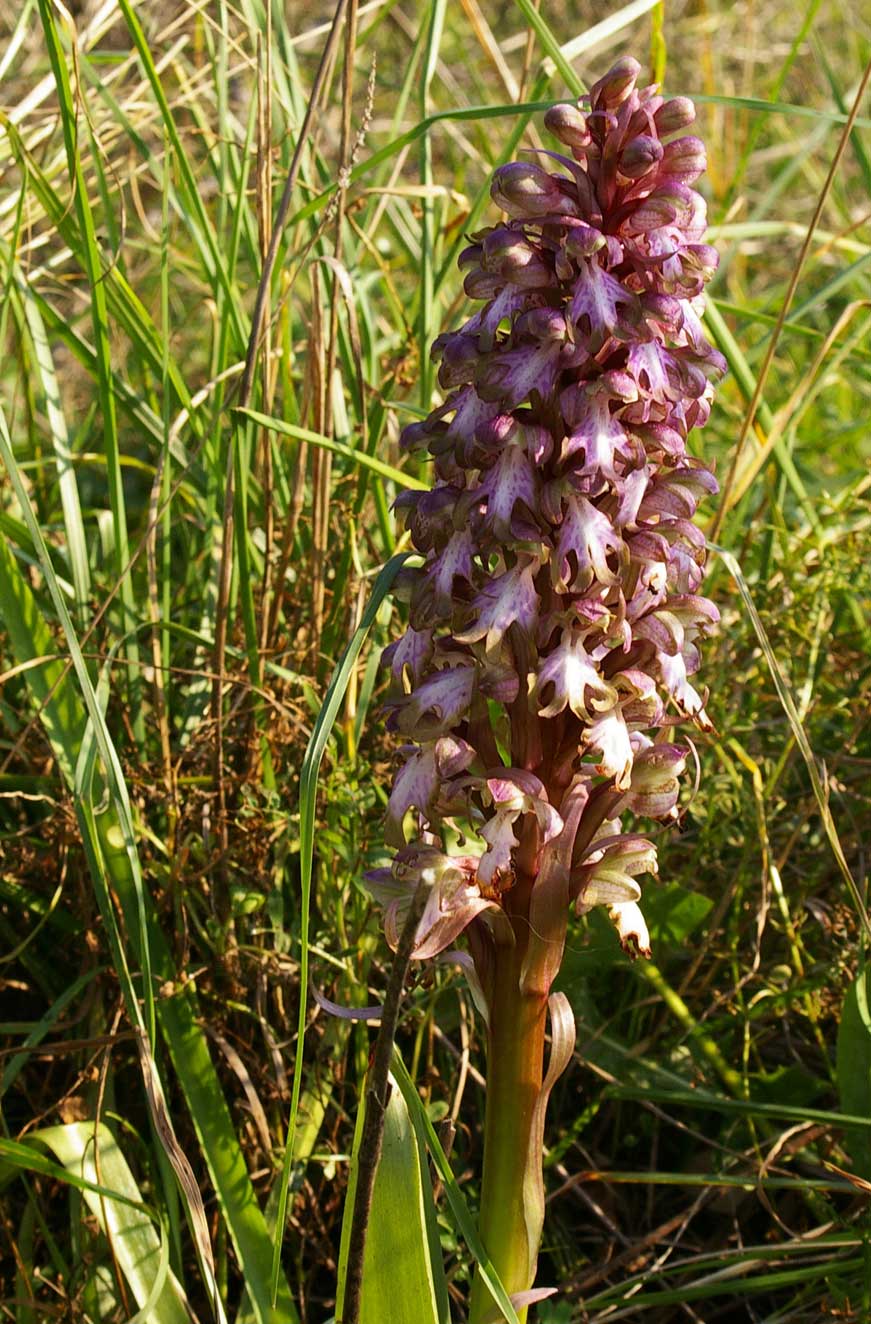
0 1134 145 1207
750 1065 827 1109
335 1072 450 1324
644 882 715 947
31 1122 191 1324
836 967 871 1178
392 1054 519 1324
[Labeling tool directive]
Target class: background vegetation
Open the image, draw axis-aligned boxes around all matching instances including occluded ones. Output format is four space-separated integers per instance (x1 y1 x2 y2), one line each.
1 0 869 1319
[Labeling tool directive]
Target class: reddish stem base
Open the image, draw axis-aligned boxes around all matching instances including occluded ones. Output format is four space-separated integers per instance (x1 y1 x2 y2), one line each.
469 879 548 1324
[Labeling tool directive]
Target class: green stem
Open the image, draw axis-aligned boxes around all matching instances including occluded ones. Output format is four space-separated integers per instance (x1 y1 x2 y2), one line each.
470 880 548 1324
635 959 744 1096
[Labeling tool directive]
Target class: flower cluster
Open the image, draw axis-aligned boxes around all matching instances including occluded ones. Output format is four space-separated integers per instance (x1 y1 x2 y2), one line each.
369 58 724 999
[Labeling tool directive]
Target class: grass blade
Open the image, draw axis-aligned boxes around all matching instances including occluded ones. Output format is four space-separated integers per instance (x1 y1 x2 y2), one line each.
0 401 298 1323
17 277 91 624
35 0 141 718
115 0 248 349
235 408 428 489
510 0 583 95
712 543 870 940
270 552 411 1304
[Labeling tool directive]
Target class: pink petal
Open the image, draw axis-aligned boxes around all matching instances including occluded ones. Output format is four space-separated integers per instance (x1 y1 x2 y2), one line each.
455 562 539 653
570 256 635 343
552 493 625 591
394 665 476 739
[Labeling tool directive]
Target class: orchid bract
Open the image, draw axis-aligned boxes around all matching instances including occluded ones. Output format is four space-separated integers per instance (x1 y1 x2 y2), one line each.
368 57 724 1319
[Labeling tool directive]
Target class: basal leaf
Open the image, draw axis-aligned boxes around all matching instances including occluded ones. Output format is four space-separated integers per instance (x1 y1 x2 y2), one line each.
335 1071 450 1324
33 1122 192 1324
836 967 871 1178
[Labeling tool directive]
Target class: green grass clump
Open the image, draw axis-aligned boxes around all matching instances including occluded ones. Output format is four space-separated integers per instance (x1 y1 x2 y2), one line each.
0 2 869 1320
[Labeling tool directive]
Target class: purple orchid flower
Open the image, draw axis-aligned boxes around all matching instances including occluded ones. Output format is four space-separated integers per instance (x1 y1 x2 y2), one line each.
368 59 723 1000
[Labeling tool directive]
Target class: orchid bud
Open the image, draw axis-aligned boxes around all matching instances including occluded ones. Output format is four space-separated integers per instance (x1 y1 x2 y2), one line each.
482 227 552 287
564 223 607 258
434 333 478 388
399 417 446 453
623 190 680 234
619 135 664 179
490 161 573 218
458 242 484 271
575 834 659 910
626 744 688 818
654 96 697 137
661 135 707 183
682 244 719 282
590 56 642 111
544 102 590 150
463 268 502 300
482 226 533 269
515 307 568 342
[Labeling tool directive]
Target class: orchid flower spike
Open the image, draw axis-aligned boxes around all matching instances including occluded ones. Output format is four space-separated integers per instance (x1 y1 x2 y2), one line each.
369 56 724 1006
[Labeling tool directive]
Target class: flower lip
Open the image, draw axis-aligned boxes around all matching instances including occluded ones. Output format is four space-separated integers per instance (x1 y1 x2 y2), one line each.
609 900 652 958
365 845 507 962
391 664 476 740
